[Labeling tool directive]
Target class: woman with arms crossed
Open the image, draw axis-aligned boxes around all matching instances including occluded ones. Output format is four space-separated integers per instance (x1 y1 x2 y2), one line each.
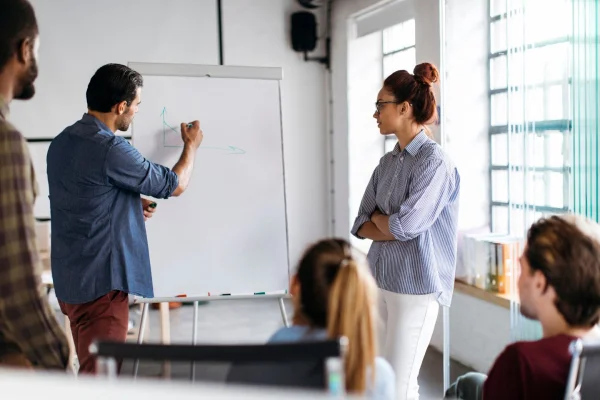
351 63 460 400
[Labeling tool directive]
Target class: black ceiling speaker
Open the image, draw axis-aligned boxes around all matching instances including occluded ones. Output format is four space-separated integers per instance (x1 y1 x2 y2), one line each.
291 11 317 52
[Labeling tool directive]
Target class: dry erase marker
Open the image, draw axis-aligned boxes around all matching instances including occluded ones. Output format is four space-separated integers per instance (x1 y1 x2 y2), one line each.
221 293 231 296
187 123 193 128
149 202 157 208
254 292 266 295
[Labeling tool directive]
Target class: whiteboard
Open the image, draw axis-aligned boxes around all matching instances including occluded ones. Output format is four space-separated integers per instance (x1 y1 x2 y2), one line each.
131 63 289 298
28 141 51 219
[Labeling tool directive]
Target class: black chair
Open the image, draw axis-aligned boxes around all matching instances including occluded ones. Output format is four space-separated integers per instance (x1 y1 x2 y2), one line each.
91 338 347 394
564 338 600 400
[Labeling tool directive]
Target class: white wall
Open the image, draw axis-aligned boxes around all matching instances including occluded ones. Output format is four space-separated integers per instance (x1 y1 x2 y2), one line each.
414 0 441 143
347 30 384 254
16 0 329 265
430 293 511 373
13 0 219 138
331 0 379 239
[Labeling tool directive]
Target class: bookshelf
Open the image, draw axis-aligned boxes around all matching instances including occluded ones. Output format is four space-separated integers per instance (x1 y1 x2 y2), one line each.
454 279 517 310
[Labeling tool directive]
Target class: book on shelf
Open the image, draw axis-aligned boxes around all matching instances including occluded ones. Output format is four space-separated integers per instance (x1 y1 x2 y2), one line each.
462 233 522 294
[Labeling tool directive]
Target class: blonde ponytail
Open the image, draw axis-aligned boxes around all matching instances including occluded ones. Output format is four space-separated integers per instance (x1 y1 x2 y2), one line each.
327 259 377 393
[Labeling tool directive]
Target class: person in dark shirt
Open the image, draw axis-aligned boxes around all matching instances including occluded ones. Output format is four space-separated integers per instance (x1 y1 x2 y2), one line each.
445 214 600 400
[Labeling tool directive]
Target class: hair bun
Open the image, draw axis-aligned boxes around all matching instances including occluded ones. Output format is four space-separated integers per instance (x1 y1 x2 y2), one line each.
413 63 439 86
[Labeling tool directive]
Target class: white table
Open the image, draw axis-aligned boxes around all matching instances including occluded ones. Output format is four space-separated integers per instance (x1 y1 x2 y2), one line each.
0 368 344 400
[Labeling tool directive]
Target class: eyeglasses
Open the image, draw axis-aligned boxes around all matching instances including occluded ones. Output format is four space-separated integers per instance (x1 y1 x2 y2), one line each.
375 100 399 113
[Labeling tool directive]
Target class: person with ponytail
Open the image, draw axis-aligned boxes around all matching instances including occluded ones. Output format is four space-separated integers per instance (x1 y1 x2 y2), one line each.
351 63 460 400
268 238 395 398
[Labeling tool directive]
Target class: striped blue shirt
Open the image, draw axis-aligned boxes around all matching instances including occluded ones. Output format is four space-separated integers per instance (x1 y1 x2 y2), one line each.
351 131 460 306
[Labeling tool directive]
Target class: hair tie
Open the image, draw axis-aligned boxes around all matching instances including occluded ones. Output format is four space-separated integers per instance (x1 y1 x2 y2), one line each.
414 75 431 87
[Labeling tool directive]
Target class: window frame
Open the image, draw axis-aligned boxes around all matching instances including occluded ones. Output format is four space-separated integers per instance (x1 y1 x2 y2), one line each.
488 3 571 233
381 19 416 154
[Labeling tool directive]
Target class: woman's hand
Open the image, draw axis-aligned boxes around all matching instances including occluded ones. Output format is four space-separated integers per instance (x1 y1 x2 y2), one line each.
370 209 392 236
370 209 384 224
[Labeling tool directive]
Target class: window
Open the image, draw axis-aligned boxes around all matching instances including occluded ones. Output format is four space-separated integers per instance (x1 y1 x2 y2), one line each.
382 19 416 153
488 0 571 234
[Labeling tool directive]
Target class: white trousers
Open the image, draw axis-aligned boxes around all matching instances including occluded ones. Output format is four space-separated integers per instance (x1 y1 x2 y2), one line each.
378 289 439 400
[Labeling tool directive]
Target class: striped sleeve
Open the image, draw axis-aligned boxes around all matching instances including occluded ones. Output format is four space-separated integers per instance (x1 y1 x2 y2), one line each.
388 157 454 241
0 128 69 370
351 164 381 239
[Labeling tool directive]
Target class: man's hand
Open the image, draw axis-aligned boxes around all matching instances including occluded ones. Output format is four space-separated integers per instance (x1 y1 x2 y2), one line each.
171 122 202 197
141 198 157 221
180 121 203 149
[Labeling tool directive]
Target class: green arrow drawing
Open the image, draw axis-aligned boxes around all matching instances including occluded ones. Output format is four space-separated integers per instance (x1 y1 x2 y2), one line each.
161 107 245 155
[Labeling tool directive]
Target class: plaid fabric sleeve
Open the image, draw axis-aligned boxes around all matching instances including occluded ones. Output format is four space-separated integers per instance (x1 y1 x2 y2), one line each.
0 127 69 370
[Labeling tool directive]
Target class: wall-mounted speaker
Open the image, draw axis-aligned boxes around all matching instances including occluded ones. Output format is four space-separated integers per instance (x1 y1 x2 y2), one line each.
291 11 317 52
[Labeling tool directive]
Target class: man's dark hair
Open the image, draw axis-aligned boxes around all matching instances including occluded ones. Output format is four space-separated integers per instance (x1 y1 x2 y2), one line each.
0 0 38 71
526 215 600 327
86 64 143 112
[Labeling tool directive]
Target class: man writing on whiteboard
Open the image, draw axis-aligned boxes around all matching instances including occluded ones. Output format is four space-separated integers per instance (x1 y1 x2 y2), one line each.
47 63 203 374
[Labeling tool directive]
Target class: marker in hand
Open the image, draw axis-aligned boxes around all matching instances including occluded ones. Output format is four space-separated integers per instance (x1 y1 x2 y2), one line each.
181 121 203 149
143 201 157 222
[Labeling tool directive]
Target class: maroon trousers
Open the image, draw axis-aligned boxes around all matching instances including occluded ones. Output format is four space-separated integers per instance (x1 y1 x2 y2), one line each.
59 290 129 374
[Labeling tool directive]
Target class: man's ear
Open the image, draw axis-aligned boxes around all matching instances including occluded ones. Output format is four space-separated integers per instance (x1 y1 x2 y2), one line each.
114 101 127 115
533 269 549 293
17 38 33 64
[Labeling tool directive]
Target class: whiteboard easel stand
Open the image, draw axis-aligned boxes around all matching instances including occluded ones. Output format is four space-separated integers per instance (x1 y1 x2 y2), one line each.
190 300 198 382
132 302 149 379
131 294 290 379
442 305 450 393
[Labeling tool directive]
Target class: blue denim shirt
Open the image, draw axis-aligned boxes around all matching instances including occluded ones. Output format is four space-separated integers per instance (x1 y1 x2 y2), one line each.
47 114 179 304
